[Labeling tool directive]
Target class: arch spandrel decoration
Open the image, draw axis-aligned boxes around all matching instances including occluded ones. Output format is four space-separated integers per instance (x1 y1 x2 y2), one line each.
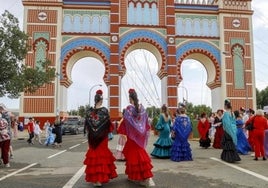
61 38 110 88
176 41 221 89
119 30 167 77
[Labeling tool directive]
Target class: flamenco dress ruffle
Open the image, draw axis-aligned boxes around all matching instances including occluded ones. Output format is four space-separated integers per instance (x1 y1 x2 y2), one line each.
236 128 251 155
170 140 192 162
265 130 268 157
83 138 117 183
123 138 153 181
151 137 173 158
221 132 241 163
114 134 126 160
199 137 211 148
213 126 224 149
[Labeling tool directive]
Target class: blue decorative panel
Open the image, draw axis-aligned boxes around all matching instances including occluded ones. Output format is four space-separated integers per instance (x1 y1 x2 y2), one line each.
73 15 81 32
101 16 109 33
151 4 159 25
119 30 167 55
82 16 90 32
92 16 100 33
61 38 110 63
176 41 221 65
203 19 209 36
194 19 201 36
175 15 219 37
127 1 159 25
63 10 110 33
211 20 218 37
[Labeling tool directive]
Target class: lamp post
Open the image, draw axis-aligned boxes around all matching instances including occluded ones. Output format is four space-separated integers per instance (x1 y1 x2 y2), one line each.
222 51 248 109
89 84 102 107
55 72 60 116
178 86 188 105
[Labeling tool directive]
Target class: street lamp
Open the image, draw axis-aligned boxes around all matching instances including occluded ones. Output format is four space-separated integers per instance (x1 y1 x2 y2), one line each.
222 51 248 109
89 84 102 107
178 86 188 105
55 72 60 116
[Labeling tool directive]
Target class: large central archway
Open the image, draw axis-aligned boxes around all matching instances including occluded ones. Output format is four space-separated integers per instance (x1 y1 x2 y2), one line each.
20 0 256 123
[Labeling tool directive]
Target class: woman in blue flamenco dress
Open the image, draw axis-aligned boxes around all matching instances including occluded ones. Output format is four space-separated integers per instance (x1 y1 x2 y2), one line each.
151 104 173 158
221 99 241 163
44 124 55 146
233 110 251 155
170 107 193 162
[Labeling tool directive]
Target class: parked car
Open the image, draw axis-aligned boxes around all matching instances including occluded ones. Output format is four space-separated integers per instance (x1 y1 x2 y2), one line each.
62 117 84 135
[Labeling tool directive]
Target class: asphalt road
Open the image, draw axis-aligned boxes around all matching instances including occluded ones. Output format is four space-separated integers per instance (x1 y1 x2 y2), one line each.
0 131 268 188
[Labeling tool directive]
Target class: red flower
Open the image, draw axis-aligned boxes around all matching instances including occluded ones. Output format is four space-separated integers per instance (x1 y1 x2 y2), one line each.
128 88 135 93
96 90 103 95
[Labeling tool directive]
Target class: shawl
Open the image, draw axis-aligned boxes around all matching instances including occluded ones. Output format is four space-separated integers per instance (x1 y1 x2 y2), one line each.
236 119 244 128
123 104 150 149
85 107 110 149
222 111 237 145
173 115 192 141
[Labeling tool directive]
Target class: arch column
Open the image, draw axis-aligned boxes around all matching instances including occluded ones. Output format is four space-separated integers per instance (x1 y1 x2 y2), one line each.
109 0 120 120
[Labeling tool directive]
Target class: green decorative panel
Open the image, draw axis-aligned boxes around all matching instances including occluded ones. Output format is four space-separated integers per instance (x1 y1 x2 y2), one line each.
35 40 47 70
62 36 73 43
233 45 245 89
231 38 244 46
34 32 50 41
64 10 109 16
119 27 166 36
176 14 217 20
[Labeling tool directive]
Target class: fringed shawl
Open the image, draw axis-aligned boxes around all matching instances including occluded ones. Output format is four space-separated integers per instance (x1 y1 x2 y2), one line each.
85 107 110 149
173 115 192 141
123 104 150 149
222 111 237 145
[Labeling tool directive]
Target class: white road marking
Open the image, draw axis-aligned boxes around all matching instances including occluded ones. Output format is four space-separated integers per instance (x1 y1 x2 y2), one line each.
0 163 38 181
47 150 67 159
69 144 80 150
62 165 86 188
82 140 87 144
210 157 268 182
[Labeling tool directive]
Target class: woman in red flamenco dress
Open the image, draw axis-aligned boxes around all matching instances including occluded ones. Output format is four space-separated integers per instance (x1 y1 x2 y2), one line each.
213 109 224 149
118 88 155 187
83 90 117 187
198 112 211 149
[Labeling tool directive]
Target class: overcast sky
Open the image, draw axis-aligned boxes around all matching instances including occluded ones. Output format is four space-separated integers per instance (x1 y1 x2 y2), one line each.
1 0 268 111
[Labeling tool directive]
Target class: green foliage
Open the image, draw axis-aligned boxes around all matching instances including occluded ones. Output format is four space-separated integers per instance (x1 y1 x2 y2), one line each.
256 87 268 109
146 106 160 118
0 10 55 98
184 102 212 119
151 116 159 131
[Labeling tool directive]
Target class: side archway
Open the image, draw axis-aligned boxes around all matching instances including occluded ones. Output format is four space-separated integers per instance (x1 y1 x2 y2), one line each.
60 38 110 88
176 41 221 89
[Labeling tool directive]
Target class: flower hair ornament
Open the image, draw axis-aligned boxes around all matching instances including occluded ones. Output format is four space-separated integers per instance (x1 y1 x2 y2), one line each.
128 88 135 94
96 90 103 95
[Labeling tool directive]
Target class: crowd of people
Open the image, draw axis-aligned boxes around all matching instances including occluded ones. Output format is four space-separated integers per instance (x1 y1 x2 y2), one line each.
1 89 268 187
0 103 64 168
83 89 268 187
26 117 63 148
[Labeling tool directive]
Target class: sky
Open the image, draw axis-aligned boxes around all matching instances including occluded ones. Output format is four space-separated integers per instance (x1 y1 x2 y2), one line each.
1 0 268 111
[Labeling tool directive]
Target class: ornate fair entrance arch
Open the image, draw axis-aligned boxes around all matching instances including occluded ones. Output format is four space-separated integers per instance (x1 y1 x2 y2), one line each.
20 0 256 123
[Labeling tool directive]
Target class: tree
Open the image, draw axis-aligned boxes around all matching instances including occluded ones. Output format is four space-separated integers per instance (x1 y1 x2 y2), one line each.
256 87 268 109
0 10 55 98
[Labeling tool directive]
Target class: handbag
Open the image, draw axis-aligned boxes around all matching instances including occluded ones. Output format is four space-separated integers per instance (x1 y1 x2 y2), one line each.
246 116 255 131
